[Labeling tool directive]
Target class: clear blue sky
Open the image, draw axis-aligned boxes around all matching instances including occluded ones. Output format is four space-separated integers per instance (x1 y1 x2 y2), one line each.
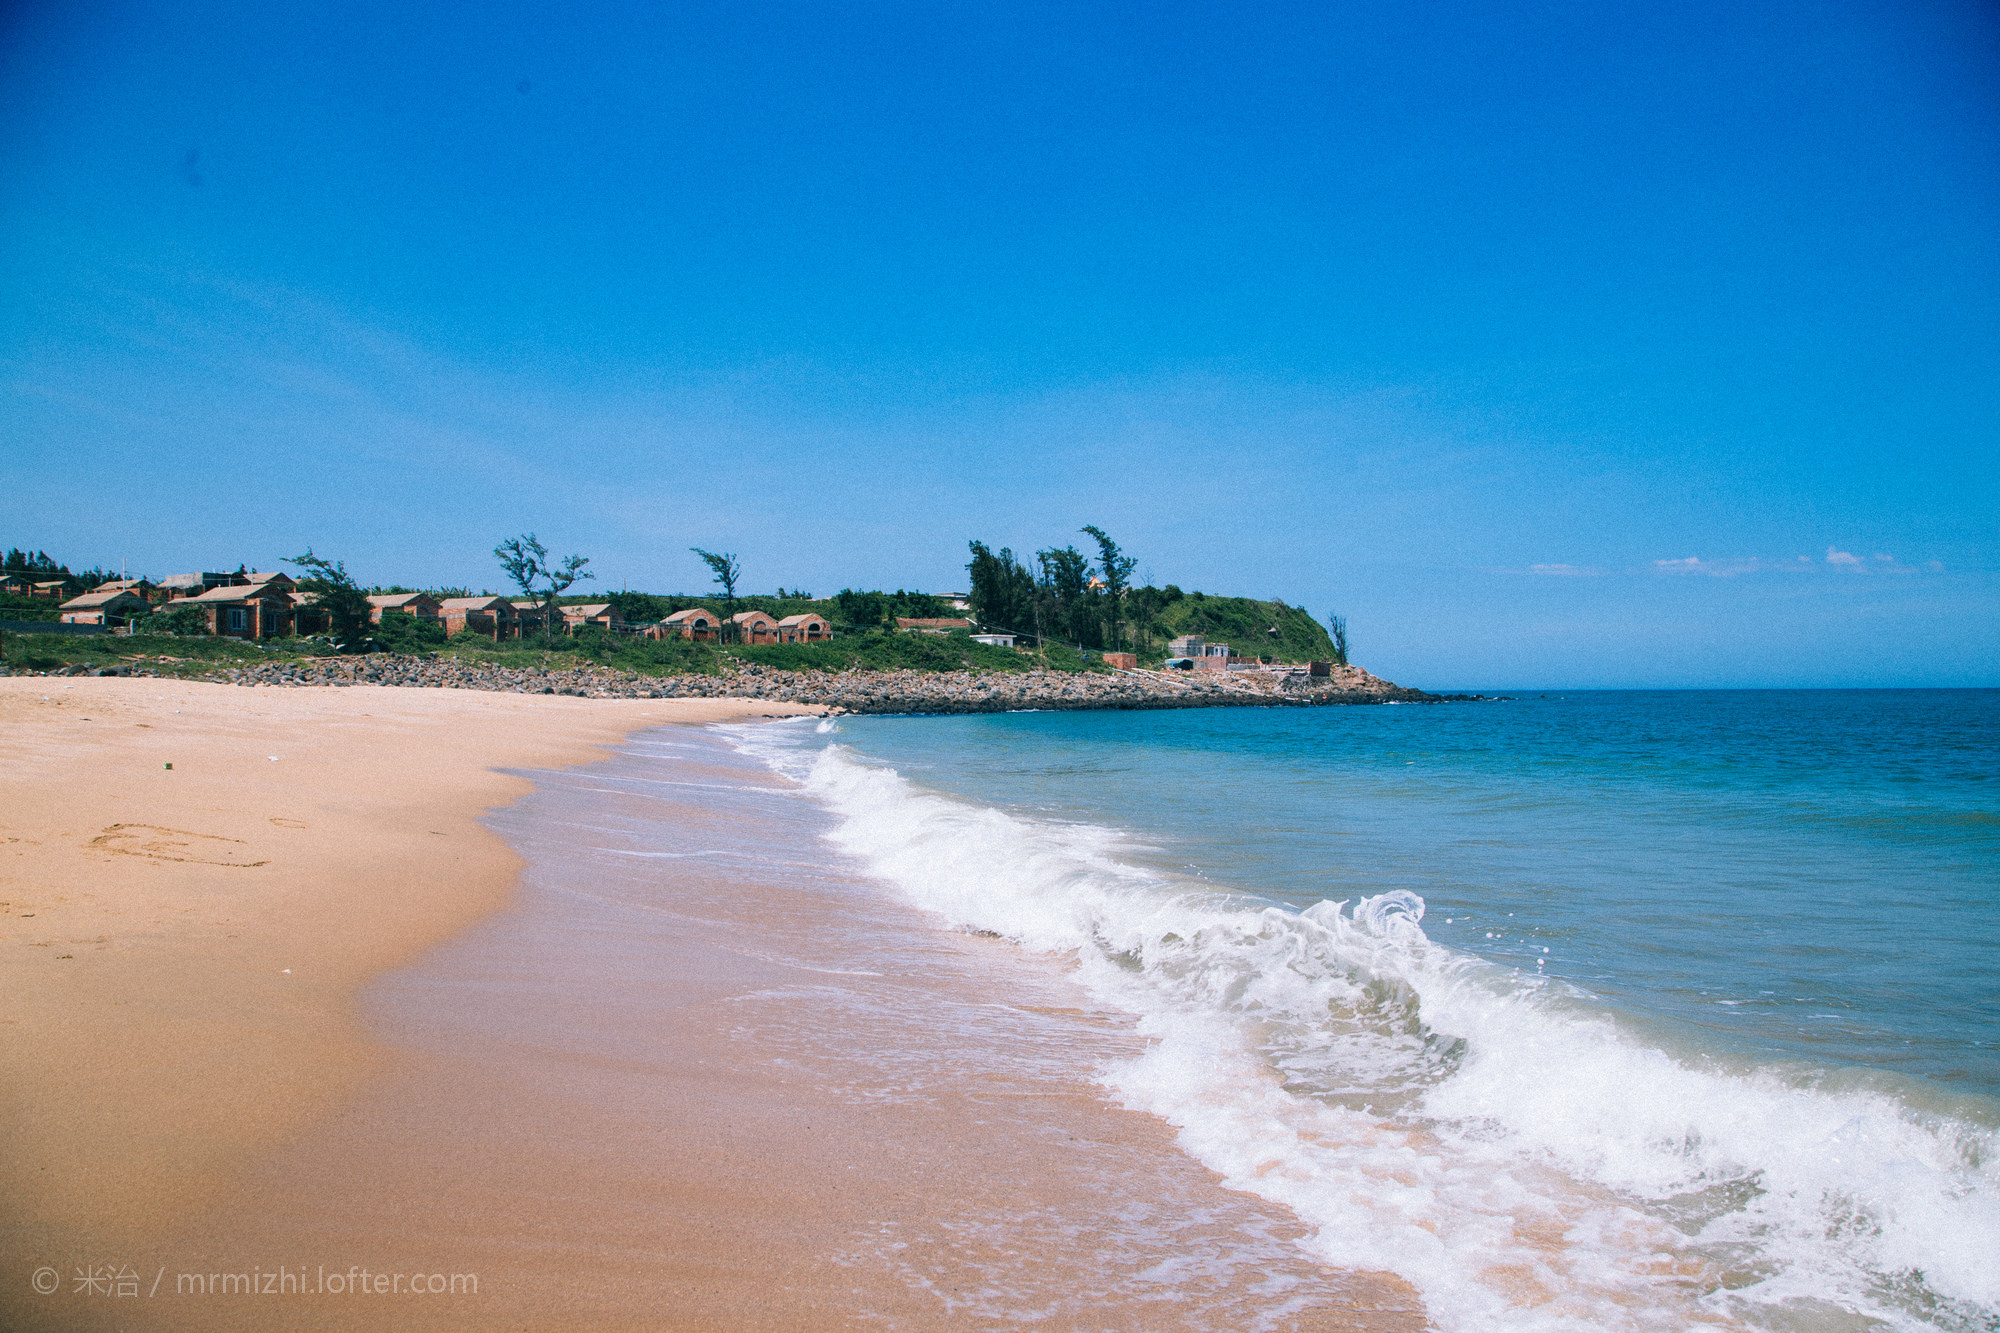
3 0 1995 687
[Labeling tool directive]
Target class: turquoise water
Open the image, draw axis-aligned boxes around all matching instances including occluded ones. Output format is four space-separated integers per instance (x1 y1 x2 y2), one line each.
740 689 2000 1331
835 690 2000 1101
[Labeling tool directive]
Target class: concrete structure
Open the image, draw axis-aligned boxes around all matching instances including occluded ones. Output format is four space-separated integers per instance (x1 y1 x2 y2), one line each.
656 607 721 641
159 572 251 597
1168 634 1234 669
777 613 831 643
896 617 974 635
368 593 443 624
970 632 1016 648
438 596 519 640
58 588 151 627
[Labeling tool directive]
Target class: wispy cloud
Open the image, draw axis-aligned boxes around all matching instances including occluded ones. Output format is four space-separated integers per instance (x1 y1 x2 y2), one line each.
1827 547 1936 575
1527 563 1605 576
1649 549 1944 577
1650 556 1815 577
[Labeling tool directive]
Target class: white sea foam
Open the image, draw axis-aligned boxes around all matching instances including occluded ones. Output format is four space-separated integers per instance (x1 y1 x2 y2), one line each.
730 724 2000 1333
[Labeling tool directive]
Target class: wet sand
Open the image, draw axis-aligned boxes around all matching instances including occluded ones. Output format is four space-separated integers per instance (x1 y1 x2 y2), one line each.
2 681 1421 1331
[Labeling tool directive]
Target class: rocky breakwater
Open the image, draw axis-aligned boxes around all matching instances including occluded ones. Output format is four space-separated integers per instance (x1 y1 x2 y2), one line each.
190 656 1440 711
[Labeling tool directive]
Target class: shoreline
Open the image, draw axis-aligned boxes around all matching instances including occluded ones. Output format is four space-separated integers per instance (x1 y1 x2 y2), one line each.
127 721 1422 1330
0 679 817 1330
3 680 1423 1331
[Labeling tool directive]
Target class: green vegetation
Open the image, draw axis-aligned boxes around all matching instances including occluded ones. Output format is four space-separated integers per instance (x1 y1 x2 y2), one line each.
1143 590 1341 664
734 629 1098 674
370 609 446 652
0 593 61 622
0 632 335 676
289 548 374 652
968 528 1346 663
136 604 210 636
1 530 1341 679
423 625 727 676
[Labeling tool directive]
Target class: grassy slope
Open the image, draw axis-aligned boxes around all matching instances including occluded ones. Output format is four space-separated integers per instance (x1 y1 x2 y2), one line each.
1146 594 1339 663
2 627 1103 677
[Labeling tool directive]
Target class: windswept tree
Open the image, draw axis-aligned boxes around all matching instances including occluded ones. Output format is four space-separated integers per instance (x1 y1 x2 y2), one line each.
1080 525 1136 650
1327 614 1349 665
495 533 593 645
691 548 741 613
288 549 375 653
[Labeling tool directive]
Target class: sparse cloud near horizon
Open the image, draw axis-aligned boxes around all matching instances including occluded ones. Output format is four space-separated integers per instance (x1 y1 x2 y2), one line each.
1648 551 1944 578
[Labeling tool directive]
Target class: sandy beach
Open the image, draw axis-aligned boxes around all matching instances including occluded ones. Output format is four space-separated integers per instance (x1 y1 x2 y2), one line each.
1 679 1419 1331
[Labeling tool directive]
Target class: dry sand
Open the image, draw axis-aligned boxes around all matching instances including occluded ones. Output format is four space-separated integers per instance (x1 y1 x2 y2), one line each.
1 678 1420 1331
0 681 813 1259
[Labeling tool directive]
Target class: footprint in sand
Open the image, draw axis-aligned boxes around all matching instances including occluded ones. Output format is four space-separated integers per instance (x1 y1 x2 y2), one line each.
269 817 308 829
88 824 270 868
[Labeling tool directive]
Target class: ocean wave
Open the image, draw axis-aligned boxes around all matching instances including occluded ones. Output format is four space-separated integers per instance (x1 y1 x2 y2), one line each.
730 723 2000 1333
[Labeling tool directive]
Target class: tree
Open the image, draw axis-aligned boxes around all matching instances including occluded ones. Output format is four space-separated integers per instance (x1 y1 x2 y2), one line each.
1080 525 1136 650
1035 544 1099 649
691 548 741 613
834 588 885 630
495 533 593 646
288 549 375 653
1327 614 1349 666
965 541 1037 638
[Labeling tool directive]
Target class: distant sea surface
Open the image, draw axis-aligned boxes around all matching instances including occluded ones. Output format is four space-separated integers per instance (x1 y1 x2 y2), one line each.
734 689 2000 1333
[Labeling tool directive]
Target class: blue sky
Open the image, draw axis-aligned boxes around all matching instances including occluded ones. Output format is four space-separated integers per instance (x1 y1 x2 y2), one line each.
2 0 1995 687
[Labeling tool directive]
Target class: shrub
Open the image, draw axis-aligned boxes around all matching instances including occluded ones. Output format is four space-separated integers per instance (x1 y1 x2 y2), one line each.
137 605 210 636
371 610 445 652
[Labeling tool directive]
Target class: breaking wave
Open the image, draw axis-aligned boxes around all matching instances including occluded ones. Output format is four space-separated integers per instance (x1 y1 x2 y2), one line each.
734 724 2000 1333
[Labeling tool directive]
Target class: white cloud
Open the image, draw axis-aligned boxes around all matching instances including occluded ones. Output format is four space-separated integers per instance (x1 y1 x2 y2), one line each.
1528 563 1604 576
1827 546 1866 568
1650 556 1812 577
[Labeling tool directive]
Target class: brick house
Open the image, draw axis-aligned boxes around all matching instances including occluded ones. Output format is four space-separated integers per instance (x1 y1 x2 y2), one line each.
776 613 830 643
438 596 519 640
509 600 551 636
59 588 152 627
730 609 779 643
654 607 721 641
562 603 625 633
174 577 298 638
368 592 443 624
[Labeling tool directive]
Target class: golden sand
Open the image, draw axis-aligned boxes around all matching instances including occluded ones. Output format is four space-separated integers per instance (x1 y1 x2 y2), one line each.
0 677 1420 1331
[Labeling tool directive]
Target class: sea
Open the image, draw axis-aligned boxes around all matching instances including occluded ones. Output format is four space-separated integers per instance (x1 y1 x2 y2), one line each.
726 689 2000 1333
